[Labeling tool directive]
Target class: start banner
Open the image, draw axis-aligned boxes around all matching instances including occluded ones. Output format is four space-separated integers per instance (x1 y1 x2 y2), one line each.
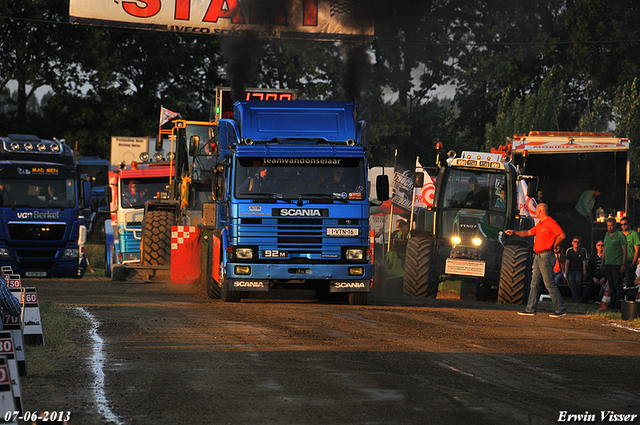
69 0 374 41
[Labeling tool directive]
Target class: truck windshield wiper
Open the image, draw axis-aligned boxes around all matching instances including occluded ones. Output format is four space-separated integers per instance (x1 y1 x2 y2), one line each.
297 193 348 203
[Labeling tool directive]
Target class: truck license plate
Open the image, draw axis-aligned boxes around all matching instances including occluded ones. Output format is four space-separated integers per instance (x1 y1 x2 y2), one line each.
327 228 359 236
445 258 485 277
25 271 47 277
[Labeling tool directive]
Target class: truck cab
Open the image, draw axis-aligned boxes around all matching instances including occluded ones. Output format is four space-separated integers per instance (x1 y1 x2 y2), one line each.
0 134 91 278
209 100 388 304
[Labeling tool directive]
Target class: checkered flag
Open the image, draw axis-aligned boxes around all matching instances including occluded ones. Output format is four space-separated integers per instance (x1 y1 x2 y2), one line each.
330 1 354 17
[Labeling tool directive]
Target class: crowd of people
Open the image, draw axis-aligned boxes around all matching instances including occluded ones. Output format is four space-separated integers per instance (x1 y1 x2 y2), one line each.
551 216 640 311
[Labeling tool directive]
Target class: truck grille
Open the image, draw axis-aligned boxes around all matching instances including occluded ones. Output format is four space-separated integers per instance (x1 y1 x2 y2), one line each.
236 217 363 259
15 249 57 258
8 223 66 241
124 210 144 229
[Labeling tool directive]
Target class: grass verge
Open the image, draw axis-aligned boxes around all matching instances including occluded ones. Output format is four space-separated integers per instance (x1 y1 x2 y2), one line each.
24 301 87 374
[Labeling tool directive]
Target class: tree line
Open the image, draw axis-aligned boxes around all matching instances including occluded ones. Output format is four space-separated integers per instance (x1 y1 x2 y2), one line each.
2 0 640 187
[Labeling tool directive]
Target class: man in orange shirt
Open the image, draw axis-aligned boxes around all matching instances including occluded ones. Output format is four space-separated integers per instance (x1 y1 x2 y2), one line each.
505 203 568 317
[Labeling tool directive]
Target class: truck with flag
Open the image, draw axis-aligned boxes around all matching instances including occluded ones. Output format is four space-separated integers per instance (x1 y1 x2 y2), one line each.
208 100 389 305
404 147 539 303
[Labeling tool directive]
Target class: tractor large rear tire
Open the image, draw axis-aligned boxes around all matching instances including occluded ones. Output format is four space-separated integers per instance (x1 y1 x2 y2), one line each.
404 235 439 298
498 244 530 304
142 210 174 266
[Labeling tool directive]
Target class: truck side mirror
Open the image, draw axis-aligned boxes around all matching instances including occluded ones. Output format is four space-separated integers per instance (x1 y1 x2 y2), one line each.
414 173 424 188
376 175 389 201
189 135 200 156
212 163 227 202
105 185 112 206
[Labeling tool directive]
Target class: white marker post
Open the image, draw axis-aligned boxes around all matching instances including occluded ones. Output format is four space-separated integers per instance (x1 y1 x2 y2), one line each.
0 356 17 425
0 332 23 414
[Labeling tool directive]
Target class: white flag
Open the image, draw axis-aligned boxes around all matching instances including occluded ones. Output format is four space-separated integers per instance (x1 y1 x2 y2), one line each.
160 106 181 127
414 158 436 208
517 180 539 222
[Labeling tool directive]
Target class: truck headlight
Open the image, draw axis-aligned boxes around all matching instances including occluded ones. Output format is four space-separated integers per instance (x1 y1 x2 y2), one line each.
346 248 364 261
0 248 10 258
62 248 79 258
235 247 254 260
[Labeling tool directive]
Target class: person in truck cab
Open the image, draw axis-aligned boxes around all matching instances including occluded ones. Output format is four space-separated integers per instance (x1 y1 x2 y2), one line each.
122 180 147 207
239 165 270 193
465 176 489 208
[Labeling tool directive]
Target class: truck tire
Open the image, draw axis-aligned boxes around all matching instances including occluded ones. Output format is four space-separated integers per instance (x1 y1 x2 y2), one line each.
142 210 174 265
222 285 241 302
220 264 241 302
404 235 439 298
206 242 221 299
348 292 367 305
498 244 530 304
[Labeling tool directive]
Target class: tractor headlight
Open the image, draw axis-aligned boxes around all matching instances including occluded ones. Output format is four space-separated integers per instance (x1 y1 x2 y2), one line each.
452 236 461 245
472 238 483 247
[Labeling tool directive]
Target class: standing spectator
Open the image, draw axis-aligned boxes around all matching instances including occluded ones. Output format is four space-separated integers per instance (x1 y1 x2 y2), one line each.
619 217 640 289
574 188 602 222
389 219 409 268
603 217 627 309
582 240 606 303
573 187 602 248
505 203 567 318
564 236 588 302
0 275 21 331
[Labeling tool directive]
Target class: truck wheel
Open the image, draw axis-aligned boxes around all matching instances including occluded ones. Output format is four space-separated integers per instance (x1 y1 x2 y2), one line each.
206 243 221 299
348 292 367 305
404 235 439 298
220 264 241 302
498 244 530 304
142 210 174 265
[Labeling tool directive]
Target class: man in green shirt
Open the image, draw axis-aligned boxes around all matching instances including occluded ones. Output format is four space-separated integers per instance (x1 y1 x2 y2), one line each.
620 217 640 292
603 217 627 309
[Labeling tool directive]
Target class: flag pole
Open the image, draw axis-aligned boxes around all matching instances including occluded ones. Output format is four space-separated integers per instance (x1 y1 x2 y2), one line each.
386 149 397 254
409 156 419 231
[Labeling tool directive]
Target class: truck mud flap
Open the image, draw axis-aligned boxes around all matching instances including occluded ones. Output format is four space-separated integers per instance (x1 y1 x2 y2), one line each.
330 280 370 293
229 279 269 291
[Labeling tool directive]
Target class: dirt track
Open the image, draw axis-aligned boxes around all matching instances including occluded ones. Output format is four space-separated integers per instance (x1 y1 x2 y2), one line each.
17 278 640 424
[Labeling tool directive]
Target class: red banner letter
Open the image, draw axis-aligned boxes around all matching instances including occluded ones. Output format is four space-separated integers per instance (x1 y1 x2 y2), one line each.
303 0 317 26
122 0 161 18
175 0 190 20
203 0 246 23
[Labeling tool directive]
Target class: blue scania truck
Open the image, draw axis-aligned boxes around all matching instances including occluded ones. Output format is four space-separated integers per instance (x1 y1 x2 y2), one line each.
208 100 388 305
0 134 91 278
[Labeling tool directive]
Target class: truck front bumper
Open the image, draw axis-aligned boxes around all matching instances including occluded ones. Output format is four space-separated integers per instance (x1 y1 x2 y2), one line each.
226 263 372 292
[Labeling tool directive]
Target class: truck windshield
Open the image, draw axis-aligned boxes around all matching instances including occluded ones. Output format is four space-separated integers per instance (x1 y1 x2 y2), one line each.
234 157 366 201
0 178 76 209
438 168 507 237
77 163 109 188
121 177 169 208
